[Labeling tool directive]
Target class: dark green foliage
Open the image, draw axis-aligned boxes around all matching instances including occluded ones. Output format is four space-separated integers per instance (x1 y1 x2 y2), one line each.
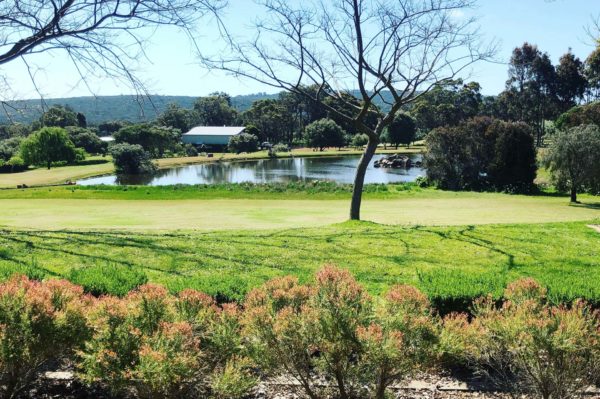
157 103 195 132
69 264 148 296
487 121 537 192
555 51 587 109
425 118 491 190
586 44 600 99
228 133 259 154
425 117 536 191
40 105 78 128
193 92 238 126
183 144 199 156
386 112 416 148
0 123 29 139
493 43 559 146
66 127 107 154
242 99 295 143
351 133 369 148
109 143 156 175
543 124 600 202
20 127 78 169
304 118 347 151
0 137 23 161
98 120 128 135
411 79 482 133
555 102 600 130
114 124 181 157
77 112 87 128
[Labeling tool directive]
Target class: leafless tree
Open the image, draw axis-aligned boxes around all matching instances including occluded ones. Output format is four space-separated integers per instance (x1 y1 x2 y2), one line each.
0 0 224 113
201 0 496 220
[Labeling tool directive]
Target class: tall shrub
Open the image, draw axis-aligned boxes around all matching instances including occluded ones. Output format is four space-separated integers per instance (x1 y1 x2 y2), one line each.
109 143 157 175
425 117 537 192
304 119 347 151
228 133 259 154
20 127 78 169
543 124 600 202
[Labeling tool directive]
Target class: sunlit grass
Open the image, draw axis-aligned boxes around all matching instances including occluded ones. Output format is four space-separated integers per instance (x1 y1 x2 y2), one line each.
0 221 598 312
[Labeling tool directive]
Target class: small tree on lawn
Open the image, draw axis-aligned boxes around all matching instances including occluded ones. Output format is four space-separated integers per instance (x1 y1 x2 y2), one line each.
543 124 600 202
386 113 417 149
351 134 369 149
304 119 346 151
20 127 77 169
201 0 495 220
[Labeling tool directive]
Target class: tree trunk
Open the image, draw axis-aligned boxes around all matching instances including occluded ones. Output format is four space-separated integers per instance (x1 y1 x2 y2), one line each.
570 186 578 203
350 138 378 220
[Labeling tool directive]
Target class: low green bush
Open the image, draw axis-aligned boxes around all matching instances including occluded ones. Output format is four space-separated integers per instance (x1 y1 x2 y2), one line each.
69 263 148 296
228 133 259 154
0 155 27 173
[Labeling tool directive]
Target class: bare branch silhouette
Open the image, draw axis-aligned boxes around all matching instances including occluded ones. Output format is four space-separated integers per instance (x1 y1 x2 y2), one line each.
201 0 496 220
0 0 225 116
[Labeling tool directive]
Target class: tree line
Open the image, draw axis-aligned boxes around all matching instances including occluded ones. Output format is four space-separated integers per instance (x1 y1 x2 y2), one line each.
0 40 599 201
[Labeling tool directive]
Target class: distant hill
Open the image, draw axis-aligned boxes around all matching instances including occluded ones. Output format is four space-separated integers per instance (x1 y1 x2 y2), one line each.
0 93 280 125
0 91 393 125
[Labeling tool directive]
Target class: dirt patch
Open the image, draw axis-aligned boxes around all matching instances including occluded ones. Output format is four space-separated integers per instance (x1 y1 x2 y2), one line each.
18 370 600 399
588 224 600 233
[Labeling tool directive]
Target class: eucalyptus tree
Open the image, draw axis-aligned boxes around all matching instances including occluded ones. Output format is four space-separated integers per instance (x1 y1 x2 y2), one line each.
543 124 600 203
504 43 557 146
202 0 495 220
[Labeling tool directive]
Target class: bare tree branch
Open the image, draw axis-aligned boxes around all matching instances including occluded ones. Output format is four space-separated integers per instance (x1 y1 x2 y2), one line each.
0 0 226 113
200 0 496 220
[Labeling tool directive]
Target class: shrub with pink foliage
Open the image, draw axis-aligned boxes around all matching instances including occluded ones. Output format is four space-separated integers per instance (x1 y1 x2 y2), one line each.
79 284 251 398
0 276 91 398
243 266 439 399
441 278 600 399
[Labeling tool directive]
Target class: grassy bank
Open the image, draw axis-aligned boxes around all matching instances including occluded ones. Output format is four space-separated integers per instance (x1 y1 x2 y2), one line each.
0 221 598 311
0 146 420 188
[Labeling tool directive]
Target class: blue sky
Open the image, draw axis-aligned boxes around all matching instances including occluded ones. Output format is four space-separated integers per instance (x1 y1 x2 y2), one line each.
2 0 599 99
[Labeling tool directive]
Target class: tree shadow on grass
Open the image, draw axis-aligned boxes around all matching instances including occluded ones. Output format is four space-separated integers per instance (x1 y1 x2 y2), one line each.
569 201 600 210
414 225 518 271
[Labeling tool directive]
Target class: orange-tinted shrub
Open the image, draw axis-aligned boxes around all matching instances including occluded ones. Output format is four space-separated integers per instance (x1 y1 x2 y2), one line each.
0 276 91 398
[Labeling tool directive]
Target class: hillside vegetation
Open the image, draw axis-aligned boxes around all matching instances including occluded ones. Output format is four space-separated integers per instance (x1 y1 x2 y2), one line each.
0 93 278 125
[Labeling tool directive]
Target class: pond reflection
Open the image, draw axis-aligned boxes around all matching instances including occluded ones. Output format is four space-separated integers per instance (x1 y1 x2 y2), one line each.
79 154 425 186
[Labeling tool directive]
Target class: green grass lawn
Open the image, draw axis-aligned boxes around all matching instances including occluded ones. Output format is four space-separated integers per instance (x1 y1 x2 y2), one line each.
0 181 598 311
0 221 598 312
0 185 597 230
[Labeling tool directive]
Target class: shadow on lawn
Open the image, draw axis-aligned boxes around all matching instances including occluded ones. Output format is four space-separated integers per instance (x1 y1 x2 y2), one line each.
414 225 517 271
570 201 600 210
